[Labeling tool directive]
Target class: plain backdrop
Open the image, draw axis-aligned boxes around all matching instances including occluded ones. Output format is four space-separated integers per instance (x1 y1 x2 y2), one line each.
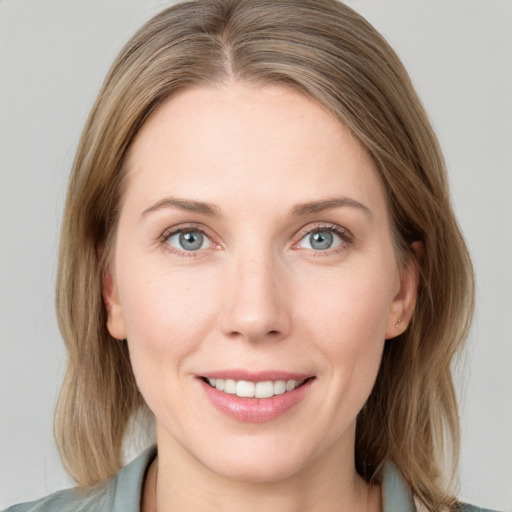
1 0 511 510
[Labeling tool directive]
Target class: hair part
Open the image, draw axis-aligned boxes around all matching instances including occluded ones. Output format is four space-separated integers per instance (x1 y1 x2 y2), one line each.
55 1 474 509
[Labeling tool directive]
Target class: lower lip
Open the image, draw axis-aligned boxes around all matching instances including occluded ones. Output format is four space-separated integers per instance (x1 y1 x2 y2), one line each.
199 379 313 423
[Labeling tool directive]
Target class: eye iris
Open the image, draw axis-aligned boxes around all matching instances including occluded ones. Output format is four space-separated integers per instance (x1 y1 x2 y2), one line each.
309 231 333 250
179 231 203 250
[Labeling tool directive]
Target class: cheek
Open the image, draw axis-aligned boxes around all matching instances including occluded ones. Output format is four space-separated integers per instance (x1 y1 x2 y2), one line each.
117 265 219 384
297 264 394 371
302 263 394 327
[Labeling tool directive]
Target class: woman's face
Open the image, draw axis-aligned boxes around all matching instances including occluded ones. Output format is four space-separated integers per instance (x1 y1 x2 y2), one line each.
104 84 417 483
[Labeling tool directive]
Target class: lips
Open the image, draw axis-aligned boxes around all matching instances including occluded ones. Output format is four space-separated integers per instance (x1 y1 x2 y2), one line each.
198 371 315 422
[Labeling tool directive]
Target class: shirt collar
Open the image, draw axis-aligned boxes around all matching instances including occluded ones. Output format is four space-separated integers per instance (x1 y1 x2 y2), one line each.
382 461 417 512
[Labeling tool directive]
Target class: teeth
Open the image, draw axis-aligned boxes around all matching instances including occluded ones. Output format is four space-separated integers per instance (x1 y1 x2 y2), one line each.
286 379 298 392
206 378 305 398
224 379 236 394
273 380 286 395
236 380 255 397
255 381 274 398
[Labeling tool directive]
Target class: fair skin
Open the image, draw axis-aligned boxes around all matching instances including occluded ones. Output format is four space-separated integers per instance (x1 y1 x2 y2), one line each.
104 83 418 512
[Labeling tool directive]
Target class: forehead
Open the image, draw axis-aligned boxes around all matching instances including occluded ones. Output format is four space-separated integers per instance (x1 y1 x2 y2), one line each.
124 83 387 218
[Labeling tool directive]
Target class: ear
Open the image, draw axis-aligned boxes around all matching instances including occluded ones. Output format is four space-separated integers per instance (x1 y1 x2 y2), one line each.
385 241 423 339
103 265 127 340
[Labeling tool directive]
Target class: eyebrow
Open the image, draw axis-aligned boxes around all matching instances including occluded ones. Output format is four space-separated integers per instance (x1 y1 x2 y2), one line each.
140 197 222 220
289 198 372 218
140 196 371 221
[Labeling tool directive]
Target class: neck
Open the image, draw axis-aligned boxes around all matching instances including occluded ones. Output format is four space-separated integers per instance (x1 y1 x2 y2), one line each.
143 433 381 512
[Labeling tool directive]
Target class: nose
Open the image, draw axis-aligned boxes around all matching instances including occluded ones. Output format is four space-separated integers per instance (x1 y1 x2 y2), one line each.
218 248 292 344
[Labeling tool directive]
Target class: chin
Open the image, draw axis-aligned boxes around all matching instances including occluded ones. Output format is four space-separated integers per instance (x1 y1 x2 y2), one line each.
189 430 330 484
206 452 308 484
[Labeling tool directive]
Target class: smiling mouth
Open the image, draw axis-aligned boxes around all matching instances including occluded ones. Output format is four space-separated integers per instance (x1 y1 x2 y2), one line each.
201 377 314 398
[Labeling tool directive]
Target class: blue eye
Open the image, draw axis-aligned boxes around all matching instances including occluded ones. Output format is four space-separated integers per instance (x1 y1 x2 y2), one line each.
166 230 211 251
297 229 343 251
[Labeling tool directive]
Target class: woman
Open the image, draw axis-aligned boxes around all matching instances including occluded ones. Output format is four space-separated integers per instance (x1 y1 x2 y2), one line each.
4 0 499 511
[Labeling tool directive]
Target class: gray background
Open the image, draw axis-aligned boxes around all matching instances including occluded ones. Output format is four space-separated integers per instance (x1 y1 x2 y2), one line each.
1 0 511 510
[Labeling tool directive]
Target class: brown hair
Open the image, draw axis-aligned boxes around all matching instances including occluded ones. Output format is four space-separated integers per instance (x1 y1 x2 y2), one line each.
55 1 474 509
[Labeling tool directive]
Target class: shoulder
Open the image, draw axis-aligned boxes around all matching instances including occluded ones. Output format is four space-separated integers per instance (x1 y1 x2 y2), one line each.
456 504 503 512
2 486 111 512
382 463 501 512
3 445 157 512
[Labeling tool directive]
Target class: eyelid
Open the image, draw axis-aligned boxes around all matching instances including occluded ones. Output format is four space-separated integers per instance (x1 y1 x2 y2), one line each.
160 223 207 241
292 223 353 251
159 223 220 257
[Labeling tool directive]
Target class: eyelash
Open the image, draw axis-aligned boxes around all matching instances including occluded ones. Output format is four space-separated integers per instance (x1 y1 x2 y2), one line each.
293 223 353 255
159 224 212 258
159 223 353 258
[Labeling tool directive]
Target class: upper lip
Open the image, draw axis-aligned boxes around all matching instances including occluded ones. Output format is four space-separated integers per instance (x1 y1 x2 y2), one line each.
199 370 314 382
